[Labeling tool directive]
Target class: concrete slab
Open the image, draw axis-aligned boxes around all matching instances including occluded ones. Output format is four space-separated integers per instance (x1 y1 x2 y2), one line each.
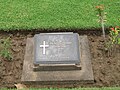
21 35 94 84
33 64 81 71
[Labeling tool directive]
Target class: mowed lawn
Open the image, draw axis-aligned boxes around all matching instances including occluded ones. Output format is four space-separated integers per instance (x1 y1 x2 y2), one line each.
0 0 120 30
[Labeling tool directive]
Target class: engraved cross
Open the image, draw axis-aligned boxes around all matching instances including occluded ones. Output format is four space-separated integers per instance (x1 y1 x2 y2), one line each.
40 41 49 55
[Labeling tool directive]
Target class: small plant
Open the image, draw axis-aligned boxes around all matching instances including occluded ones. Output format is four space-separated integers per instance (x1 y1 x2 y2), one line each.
0 37 12 61
96 5 107 39
105 26 120 56
110 26 120 45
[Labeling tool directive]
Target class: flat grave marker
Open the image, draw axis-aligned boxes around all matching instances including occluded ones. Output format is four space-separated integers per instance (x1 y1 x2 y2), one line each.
21 32 94 84
34 33 80 65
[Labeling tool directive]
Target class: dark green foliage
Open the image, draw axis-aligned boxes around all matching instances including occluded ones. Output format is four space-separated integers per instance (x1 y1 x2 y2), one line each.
0 37 12 61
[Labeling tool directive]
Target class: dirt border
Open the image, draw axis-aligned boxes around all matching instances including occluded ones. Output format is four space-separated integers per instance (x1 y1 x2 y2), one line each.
0 29 120 88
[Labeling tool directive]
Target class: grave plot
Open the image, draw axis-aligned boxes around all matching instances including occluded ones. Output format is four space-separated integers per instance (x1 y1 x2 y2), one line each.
0 31 120 88
21 32 94 84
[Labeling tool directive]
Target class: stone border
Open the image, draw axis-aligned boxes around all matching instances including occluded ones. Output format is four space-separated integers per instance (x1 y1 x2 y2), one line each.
21 35 94 84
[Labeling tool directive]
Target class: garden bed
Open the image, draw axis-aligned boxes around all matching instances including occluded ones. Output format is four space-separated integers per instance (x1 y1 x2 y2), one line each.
0 30 120 89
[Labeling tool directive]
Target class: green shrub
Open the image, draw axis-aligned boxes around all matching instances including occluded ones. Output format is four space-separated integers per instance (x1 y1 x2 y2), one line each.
0 37 12 61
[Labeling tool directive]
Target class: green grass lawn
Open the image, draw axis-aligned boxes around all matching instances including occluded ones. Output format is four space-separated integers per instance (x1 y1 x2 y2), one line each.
0 0 120 31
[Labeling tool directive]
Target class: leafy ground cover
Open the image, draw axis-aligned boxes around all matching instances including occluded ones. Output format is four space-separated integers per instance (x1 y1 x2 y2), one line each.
0 0 120 31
